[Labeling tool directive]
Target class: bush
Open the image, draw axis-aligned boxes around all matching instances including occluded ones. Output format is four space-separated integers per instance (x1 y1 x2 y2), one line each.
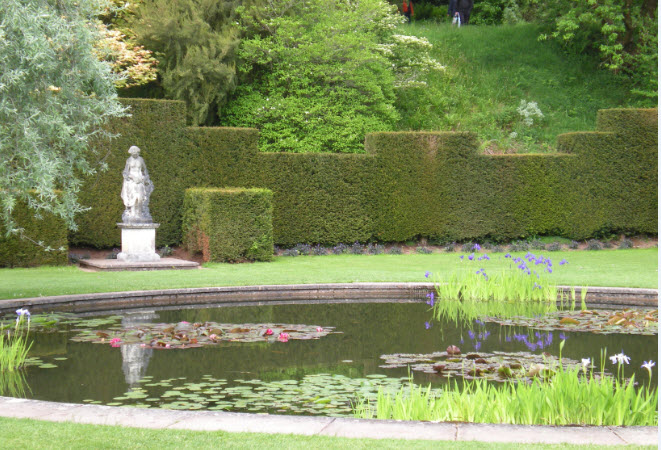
619 238 633 249
586 239 603 251
416 246 433 254
547 241 562 251
182 188 273 262
387 245 403 254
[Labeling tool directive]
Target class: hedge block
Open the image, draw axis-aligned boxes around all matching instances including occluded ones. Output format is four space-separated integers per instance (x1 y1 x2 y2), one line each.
0 203 68 267
182 188 273 262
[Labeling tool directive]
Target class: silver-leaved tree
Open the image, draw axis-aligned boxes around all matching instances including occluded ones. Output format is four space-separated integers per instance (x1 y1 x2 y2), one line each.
0 0 127 248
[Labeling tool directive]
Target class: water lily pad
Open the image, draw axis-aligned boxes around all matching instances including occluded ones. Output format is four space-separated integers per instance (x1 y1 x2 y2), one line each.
379 350 594 383
486 308 658 335
37 363 58 369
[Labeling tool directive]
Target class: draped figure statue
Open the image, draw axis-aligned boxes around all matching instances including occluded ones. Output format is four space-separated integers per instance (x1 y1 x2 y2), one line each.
121 146 154 224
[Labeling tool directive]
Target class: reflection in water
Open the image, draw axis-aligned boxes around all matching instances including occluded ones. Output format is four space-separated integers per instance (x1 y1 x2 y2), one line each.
120 312 157 386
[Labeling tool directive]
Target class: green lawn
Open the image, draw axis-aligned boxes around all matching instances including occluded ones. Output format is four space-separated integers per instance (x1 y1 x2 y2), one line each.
0 249 656 300
0 417 653 449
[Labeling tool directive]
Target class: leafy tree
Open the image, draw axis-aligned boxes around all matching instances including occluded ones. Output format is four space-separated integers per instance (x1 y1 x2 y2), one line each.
538 0 657 99
222 0 444 153
0 0 127 243
97 1 159 89
130 0 243 125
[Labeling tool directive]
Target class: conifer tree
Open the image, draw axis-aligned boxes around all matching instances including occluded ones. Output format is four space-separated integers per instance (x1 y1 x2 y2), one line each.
131 0 243 125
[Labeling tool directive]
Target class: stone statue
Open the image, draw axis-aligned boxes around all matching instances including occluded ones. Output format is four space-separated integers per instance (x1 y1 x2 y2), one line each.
121 146 154 224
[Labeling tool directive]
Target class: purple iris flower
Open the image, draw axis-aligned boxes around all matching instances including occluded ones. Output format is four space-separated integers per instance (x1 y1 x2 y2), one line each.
460 255 464 260
426 291 435 307
460 337 464 344
546 267 552 274
468 330 476 340
526 342 537 351
559 259 568 265
425 321 431 330
559 332 566 340
468 253 474 261
505 336 511 342
474 341 482 350
505 253 511 258
475 319 484 326
424 271 431 278
473 243 481 251
483 331 491 339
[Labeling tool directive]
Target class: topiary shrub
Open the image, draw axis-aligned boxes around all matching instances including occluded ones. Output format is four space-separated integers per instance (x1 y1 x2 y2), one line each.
0 201 68 267
182 188 273 262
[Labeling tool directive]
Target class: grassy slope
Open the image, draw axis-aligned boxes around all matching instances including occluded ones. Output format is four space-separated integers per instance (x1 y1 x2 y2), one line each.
0 249 655 300
396 23 650 152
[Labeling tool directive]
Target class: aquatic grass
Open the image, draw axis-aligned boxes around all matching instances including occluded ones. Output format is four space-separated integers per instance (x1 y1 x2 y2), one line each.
0 310 33 372
354 362 658 426
431 252 562 323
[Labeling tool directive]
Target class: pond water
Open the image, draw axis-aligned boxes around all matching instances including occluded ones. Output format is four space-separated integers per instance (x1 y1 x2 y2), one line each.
7 301 657 416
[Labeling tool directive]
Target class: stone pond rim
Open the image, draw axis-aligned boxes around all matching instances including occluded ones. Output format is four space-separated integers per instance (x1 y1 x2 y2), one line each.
0 283 656 315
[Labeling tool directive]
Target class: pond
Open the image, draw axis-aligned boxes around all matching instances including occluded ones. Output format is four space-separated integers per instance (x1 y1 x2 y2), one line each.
4 300 657 417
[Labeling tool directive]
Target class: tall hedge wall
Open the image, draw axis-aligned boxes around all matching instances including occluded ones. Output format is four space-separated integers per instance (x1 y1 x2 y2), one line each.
70 100 657 247
0 202 67 267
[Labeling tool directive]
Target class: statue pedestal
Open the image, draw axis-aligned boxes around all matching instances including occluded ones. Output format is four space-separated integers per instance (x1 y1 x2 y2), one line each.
117 223 161 262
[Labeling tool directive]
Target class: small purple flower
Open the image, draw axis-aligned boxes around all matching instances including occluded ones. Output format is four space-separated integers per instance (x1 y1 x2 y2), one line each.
460 337 464 344
505 336 511 342
475 319 484 326
559 332 566 340
424 271 431 278
468 253 474 261
526 342 537 351
426 291 435 307
474 341 481 350
533 282 541 289
460 255 464 260
468 330 475 340
546 267 553 274
559 259 568 265
505 253 511 258
483 331 490 339
473 243 481 251
425 321 431 330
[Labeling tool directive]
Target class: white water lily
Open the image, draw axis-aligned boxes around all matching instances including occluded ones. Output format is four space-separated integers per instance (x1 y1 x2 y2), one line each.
581 358 591 368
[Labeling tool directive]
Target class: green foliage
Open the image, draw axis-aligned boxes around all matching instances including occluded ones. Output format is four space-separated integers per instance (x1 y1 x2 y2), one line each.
537 0 657 99
0 0 127 240
182 188 274 262
221 0 443 153
130 0 242 125
0 202 67 268
0 319 32 372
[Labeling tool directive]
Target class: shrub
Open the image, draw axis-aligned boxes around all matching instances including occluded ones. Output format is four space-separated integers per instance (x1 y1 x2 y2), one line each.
492 245 505 253
569 240 580 249
530 239 546 250
182 188 273 262
387 245 403 254
586 239 603 251
294 244 312 256
443 242 457 252
547 242 562 251
619 238 633 249
367 243 385 255
282 249 299 257
350 242 365 255
332 243 348 255
509 240 530 252
416 246 433 254
312 244 328 256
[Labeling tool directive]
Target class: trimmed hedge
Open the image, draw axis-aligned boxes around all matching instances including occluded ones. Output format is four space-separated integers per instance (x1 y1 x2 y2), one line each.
0 202 68 267
182 188 273 262
70 100 657 247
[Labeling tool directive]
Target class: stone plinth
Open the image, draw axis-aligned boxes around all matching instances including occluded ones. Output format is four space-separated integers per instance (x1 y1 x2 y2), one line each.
117 223 160 262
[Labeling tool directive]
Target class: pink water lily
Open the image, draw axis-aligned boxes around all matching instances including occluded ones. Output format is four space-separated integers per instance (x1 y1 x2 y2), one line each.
316 327 323 332
278 332 290 342
109 338 121 347
265 328 274 336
